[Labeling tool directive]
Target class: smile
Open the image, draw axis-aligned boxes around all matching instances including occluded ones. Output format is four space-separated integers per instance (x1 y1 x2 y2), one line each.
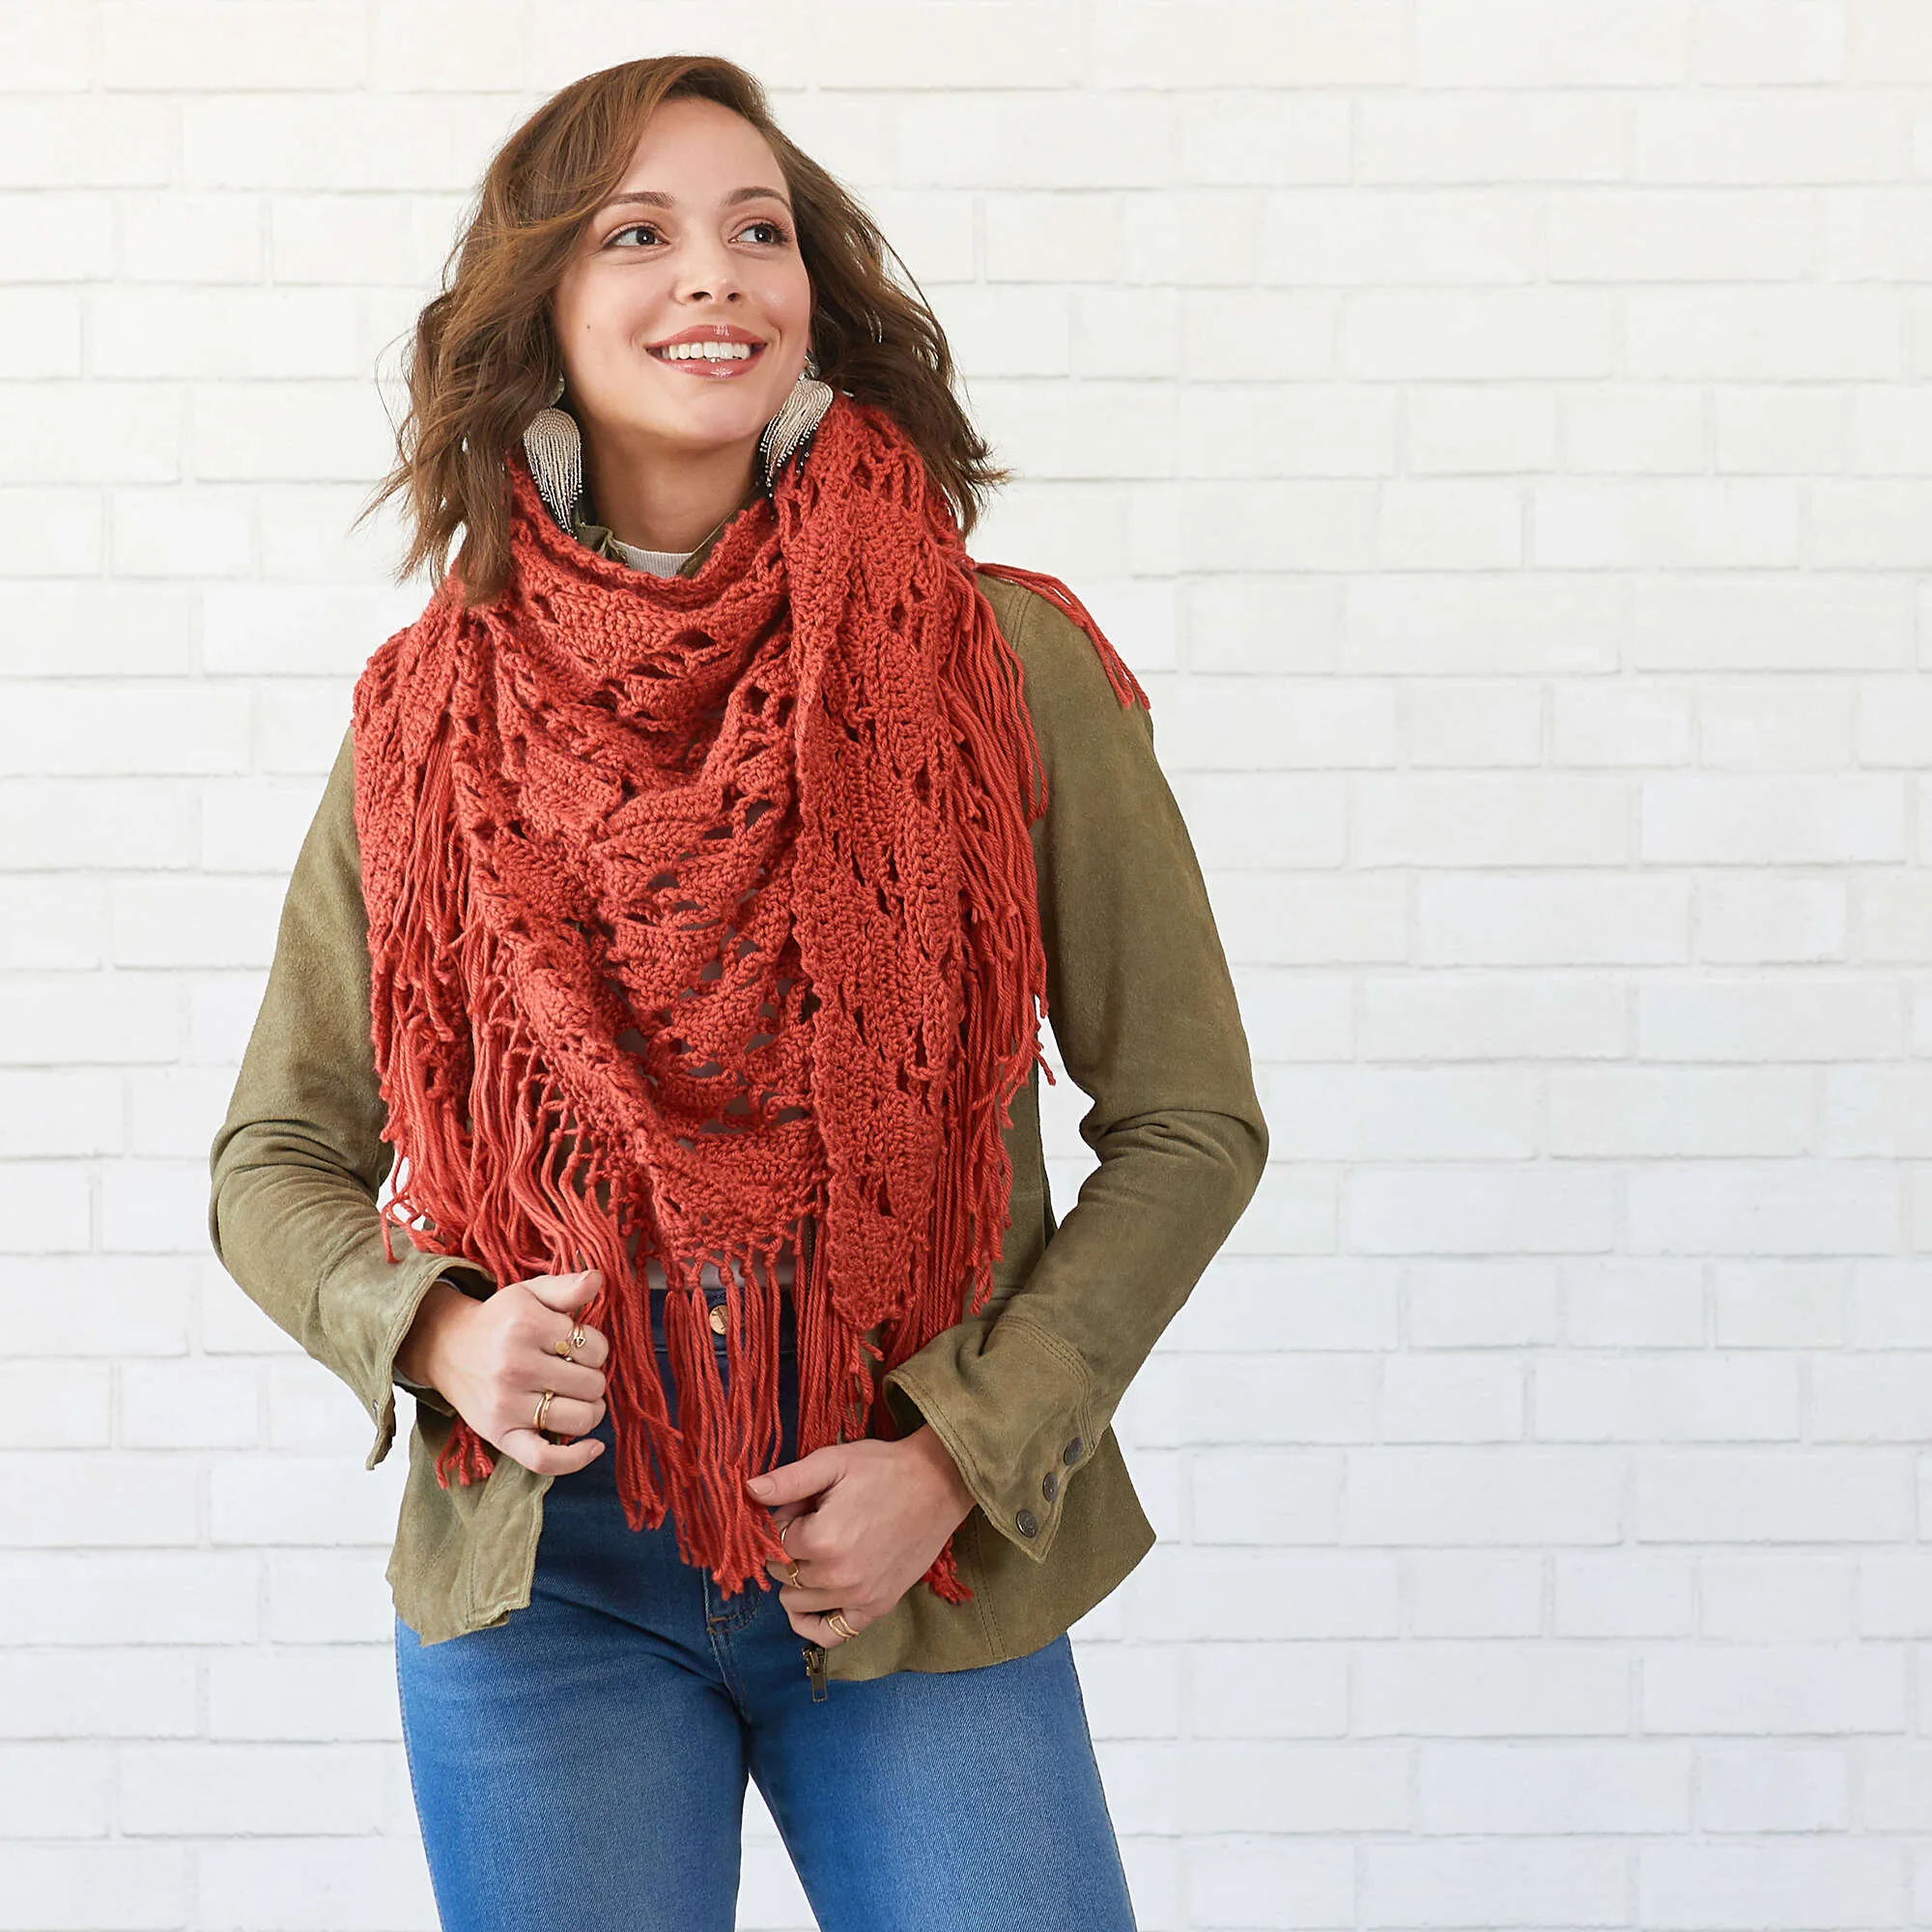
647 340 767 380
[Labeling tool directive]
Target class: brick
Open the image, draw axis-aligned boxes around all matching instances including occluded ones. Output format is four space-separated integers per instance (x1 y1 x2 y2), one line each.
1700 1559 1855 1642
1410 1260 1562 1346
1633 574 1910 670
1548 1067 1813 1155
1629 1162 1898 1254
1259 1066 1540 1159
1366 1840 1628 1928
1634 1451 1912 1542
1553 1550 1697 1635
1564 1264 1708 1356
1419 873 1690 964
1416 0 1687 86
1639 977 1898 1059
1345 1448 1624 1544
1189 1642 1347 1742
1351 1165 1618 1254
1410 1550 1544 1634
99 3 367 89
116 190 263 283
0 1551 254 1646
1356 774 1630 867
1358 1642 1631 1734
1715 1262 1851 1348
1419 1741 1690 1833
1361 975 1626 1059
1102 3 1404 89
1535 479 1801 568
1399 679 1542 765
1698 681 1856 769
1533 1353 1803 1440
1697 876 1847 961
1642 775 1904 864
1346 575 1622 673
1700 1747 1847 1832
1360 91 1625 183
1640 1842 1901 1928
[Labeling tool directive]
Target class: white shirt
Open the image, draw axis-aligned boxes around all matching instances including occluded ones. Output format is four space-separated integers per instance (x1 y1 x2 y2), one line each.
609 535 696 577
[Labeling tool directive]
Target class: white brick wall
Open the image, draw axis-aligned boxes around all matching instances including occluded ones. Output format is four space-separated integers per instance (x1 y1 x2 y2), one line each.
7 1 1932 1925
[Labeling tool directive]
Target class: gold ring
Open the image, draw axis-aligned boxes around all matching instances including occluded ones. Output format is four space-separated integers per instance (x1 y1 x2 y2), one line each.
552 1324 586 1361
826 1609 858 1641
533 1389 555 1432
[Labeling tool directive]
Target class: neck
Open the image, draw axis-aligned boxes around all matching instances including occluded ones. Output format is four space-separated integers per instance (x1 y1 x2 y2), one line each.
578 426 759 554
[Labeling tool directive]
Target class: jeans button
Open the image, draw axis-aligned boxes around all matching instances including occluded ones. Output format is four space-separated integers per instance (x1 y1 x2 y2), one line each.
708 1304 727 1335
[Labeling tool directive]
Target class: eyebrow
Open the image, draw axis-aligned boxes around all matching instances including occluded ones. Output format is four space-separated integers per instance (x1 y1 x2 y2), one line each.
599 186 793 214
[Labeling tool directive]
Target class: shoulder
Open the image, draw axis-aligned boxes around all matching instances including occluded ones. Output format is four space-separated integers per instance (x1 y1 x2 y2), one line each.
971 568 1154 765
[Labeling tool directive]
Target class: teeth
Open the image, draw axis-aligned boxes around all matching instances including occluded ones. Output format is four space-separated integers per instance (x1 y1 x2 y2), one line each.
655 340 756 361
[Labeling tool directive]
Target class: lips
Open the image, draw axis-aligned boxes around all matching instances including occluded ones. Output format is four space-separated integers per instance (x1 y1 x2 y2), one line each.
646 339 768 380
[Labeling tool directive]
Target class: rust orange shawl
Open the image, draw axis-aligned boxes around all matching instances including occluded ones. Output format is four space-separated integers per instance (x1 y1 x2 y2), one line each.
352 392 1147 1605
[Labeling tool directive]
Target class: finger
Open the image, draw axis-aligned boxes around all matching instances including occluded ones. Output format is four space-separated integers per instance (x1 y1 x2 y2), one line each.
779 1579 859 1617
518 1267 605 1316
517 1344 608 1406
546 1311 611 1371
746 1445 845 1508
795 1606 869 1646
497 1424 607 1478
514 1388 606 1440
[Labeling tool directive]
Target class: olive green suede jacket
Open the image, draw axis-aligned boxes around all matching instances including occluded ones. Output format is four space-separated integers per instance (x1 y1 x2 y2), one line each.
208 490 1268 1684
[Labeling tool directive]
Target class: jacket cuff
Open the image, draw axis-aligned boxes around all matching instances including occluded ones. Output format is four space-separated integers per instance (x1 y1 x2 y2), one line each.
358 1250 496 1471
882 1310 1102 1565
392 1372 458 1420
389 1264 495 1426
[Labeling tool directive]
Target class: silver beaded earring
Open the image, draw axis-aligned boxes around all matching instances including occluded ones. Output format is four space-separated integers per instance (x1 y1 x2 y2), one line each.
522 371 582 534
757 351 834 498
521 352 834 536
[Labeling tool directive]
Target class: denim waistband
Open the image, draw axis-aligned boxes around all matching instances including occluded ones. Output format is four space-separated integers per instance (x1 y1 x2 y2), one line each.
646 1281 797 1305
646 1281 798 1353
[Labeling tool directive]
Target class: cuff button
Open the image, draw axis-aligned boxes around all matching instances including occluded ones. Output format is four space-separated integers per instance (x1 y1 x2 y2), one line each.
1063 1436 1084 1464
1041 1468 1060 1502
1014 1507 1039 1538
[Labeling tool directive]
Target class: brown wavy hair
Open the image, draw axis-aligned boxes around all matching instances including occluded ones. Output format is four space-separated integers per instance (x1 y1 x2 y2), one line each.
356 54 1012 610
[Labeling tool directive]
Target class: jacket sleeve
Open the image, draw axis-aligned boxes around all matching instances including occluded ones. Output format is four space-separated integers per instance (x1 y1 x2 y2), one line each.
207 722 492 1470
881 584 1269 1563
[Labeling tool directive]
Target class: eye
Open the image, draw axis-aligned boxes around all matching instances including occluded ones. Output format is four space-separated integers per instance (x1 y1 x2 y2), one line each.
607 221 663 250
741 217 792 245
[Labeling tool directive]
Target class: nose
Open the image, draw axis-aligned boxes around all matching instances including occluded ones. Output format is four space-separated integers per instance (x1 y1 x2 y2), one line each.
673 234 744 308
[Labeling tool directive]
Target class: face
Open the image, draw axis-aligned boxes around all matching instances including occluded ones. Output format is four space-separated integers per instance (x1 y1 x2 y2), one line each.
550 96 813 464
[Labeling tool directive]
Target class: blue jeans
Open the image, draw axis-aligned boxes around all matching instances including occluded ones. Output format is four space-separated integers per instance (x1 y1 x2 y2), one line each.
393 1280 1140 1932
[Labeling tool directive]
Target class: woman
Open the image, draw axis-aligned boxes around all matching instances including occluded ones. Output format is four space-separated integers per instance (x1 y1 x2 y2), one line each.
209 53 1267 1932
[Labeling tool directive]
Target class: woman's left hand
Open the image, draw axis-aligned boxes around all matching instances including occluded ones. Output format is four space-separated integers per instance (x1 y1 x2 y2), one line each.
745 1426 976 1648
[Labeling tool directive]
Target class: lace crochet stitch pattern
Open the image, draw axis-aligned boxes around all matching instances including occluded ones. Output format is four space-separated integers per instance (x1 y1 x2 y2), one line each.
351 392 1150 1605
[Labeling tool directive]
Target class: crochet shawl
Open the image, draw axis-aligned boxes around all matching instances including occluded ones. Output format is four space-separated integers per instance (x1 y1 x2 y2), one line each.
351 391 1149 1605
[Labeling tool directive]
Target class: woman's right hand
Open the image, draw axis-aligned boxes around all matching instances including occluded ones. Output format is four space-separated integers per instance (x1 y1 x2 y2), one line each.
400 1265 611 1476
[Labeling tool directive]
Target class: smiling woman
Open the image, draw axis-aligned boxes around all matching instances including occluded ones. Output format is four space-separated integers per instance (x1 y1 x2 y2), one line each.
213 47 1264 1932
547 102 812 554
